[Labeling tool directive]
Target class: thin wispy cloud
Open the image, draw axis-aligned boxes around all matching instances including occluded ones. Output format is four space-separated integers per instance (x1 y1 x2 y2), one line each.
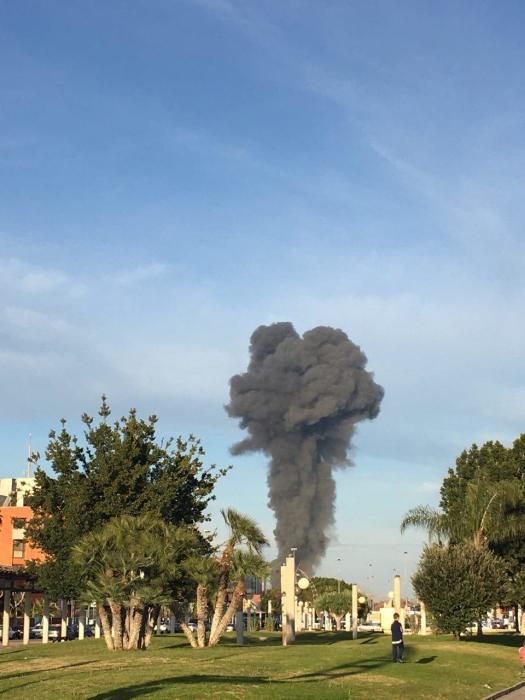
110 263 167 287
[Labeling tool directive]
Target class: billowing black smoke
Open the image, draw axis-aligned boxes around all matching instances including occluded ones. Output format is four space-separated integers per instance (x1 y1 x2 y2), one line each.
226 322 384 574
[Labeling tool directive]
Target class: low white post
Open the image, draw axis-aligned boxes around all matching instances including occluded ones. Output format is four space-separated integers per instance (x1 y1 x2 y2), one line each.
42 596 50 644
23 591 31 645
352 584 358 640
345 612 351 633
420 602 427 635
2 585 11 647
94 610 101 639
60 599 67 639
78 609 85 640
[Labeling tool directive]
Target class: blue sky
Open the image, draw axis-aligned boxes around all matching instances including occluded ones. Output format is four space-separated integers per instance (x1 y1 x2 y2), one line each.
2 0 525 597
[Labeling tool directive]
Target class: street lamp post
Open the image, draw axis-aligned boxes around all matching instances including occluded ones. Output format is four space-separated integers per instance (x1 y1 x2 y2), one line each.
403 551 408 607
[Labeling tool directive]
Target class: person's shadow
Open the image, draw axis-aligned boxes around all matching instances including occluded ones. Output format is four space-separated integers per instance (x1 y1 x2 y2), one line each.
416 656 437 664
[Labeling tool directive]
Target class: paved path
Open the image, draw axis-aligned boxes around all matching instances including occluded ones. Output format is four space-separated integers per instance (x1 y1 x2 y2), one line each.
484 681 525 700
503 686 525 699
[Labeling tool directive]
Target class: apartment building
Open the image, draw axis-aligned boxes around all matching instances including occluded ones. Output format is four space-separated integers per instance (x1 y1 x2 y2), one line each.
0 477 45 566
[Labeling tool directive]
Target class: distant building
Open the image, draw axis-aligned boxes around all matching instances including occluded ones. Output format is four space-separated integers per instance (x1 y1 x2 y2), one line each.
0 477 45 566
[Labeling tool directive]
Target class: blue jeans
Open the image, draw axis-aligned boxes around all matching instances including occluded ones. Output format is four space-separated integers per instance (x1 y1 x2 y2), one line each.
392 642 404 661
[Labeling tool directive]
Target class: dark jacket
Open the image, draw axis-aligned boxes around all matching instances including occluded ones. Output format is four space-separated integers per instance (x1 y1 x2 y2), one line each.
391 620 403 643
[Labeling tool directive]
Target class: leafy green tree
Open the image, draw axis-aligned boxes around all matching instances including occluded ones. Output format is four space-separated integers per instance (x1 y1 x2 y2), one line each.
72 514 197 651
412 542 505 639
314 591 352 630
297 576 351 605
25 397 229 599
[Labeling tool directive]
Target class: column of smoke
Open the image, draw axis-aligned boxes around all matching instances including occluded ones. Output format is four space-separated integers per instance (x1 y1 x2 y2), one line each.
226 322 384 575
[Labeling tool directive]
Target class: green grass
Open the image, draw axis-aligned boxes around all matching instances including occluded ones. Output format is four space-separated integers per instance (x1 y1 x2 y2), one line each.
0 631 522 699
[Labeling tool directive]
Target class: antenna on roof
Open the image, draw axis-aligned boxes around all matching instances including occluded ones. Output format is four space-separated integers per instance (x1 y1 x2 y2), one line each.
26 434 33 478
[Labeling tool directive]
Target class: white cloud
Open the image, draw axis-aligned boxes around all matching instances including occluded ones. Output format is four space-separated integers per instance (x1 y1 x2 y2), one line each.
109 263 167 287
0 257 68 294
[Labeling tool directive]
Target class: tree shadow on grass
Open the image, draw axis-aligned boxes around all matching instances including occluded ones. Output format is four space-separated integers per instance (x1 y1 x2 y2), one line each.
0 661 97 695
287 657 391 682
90 675 280 699
360 637 378 645
89 656 393 698
461 633 521 649
0 649 25 663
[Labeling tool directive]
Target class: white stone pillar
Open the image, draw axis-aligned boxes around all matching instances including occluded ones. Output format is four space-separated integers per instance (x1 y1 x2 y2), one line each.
296 600 303 632
420 602 427 635
324 612 331 631
345 612 351 633
78 609 85 640
23 591 31 645
60 599 67 639
94 610 101 639
352 584 358 640
42 596 50 644
2 585 10 646
280 553 296 644
307 605 313 630
394 575 401 613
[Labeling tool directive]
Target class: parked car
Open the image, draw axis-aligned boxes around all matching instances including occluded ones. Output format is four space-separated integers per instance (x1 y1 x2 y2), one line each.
48 624 75 642
30 623 43 639
357 621 383 633
0 626 16 640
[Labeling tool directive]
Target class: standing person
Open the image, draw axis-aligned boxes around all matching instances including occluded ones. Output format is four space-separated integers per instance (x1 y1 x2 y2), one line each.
519 640 525 674
391 613 404 663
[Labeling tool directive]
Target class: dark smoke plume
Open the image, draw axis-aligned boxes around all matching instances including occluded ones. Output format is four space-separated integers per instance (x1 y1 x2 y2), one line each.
226 322 384 573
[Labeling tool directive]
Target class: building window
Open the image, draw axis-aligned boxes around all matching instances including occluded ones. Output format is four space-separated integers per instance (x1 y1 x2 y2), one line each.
12 540 25 558
12 517 26 529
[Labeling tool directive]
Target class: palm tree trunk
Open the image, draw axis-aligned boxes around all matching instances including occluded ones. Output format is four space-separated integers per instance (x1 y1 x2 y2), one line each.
180 621 198 648
142 604 160 649
109 600 123 650
210 549 232 640
196 584 208 648
126 604 143 650
208 580 244 647
98 604 115 651
334 614 342 631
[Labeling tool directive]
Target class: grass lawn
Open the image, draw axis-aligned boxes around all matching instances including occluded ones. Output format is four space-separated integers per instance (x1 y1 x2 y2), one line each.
0 631 522 699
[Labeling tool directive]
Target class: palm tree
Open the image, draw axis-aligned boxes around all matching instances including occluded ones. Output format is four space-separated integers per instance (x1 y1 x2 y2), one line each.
208 508 268 644
183 555 218 648
208 550 269 646
73 514 194 651
401 479 525 549
400 505 448 544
